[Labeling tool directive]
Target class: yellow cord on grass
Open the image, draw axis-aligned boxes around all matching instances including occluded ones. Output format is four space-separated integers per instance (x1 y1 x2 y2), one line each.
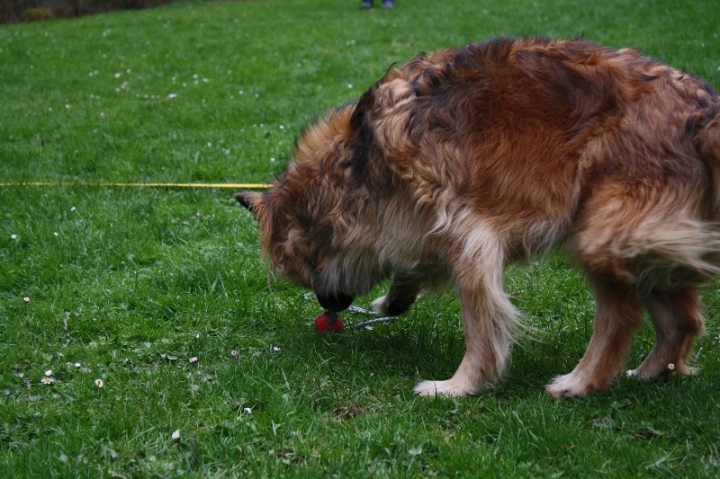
0 182 272 189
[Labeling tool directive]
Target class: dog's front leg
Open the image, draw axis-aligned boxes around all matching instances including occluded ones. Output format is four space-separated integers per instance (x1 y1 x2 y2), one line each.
415 239 518 397
372 271 423 316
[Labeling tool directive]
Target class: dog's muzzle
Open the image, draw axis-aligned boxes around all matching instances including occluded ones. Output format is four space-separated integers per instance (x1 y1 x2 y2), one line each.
316 292 355 312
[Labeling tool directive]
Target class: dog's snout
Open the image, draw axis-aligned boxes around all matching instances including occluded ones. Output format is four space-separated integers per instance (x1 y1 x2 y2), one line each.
316 292 354 312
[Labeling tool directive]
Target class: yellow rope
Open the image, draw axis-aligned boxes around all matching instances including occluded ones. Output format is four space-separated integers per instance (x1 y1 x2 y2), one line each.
0 182 272 189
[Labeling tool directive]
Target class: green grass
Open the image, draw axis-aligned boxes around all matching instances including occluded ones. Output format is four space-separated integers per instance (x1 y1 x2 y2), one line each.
2 0 720 476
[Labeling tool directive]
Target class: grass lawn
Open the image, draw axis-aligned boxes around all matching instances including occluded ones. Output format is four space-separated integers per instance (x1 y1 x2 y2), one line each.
2 0 720 476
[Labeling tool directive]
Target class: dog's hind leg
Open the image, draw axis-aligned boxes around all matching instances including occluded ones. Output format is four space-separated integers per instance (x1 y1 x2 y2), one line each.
372 271 423 316
547 173 716 397
546 277 644 398
629 288 705 379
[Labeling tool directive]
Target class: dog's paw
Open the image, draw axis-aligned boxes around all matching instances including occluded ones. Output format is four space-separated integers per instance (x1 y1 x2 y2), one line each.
628 362 698 380
545 374 593 399
627 362 669 380
372 294 414 316
414 380 476 397
626 368 652 380
371 295 390 315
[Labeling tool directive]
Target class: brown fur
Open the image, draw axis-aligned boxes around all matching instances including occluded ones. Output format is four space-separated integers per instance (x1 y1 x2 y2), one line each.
238 37 720 398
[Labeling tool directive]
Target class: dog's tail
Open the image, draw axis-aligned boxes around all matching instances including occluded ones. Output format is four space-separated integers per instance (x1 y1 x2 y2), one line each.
697 112 720 210
630 218 720 288
638 110 720 287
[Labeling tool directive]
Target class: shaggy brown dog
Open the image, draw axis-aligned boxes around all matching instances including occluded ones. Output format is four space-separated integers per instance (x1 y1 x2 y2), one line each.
237 37 720 398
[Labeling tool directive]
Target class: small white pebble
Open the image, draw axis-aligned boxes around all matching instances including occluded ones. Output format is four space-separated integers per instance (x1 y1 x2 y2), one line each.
243 407 252 414
189 357 198 364
74 362 81 368
171 429 181 440
10 234 18 240
70 206 76 212
23 297 30 303
45 370 53 377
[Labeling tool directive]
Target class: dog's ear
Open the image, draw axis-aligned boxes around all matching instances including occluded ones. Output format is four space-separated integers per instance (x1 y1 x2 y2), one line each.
235 192 264 220
235 191 255 209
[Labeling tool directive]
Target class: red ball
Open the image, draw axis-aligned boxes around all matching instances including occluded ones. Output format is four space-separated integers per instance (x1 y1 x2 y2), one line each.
314 312 344 332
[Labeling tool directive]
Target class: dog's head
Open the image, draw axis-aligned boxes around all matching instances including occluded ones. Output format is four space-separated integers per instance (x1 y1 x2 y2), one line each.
237 74 416 310
237 105 372 311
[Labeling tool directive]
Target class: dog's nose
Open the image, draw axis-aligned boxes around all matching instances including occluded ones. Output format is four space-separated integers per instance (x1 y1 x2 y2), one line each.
316 292 354 312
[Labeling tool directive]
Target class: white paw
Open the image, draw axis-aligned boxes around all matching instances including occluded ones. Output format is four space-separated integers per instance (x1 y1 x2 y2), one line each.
414 380 476 398
627 363 696 380
626 368 653 380
371 295 389 315
545 373 590 398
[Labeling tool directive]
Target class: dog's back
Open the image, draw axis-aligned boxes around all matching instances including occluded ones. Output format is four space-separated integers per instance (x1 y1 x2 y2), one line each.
360 38 720 262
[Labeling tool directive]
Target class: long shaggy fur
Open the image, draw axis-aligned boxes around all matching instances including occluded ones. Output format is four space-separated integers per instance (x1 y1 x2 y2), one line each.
238 37 720 398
